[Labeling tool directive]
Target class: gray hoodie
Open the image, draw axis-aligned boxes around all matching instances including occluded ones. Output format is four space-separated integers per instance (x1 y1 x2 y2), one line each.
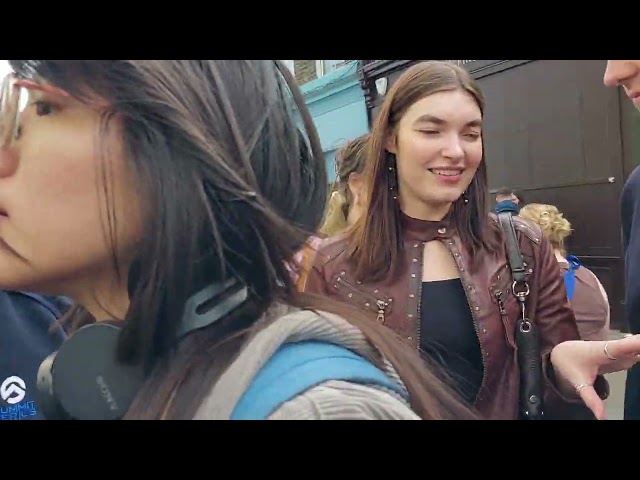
193 304 420 420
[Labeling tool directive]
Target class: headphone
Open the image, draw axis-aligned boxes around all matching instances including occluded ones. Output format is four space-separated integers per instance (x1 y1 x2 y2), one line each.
35 278 249 420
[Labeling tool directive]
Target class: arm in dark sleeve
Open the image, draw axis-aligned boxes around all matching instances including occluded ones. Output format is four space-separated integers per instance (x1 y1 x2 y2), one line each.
622 166 640 333
621 166 640 252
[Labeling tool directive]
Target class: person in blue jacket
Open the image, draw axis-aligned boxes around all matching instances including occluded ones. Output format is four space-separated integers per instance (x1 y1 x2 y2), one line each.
0 291 68 420
494 187 525 215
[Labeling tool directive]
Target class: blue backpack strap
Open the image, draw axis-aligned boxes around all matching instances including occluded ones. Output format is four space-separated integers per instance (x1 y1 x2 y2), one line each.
230 340 408 420
563 255 581 301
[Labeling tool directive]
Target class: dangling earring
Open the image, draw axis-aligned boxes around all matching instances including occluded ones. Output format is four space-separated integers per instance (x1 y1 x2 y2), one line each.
388 155 398 201
463 191 469 204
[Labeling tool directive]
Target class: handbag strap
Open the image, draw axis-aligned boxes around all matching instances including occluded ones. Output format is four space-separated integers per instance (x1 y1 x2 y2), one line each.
497 212 527 284
496 212 545 420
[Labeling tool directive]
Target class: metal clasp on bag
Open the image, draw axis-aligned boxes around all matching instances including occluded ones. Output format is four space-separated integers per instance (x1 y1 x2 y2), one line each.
513 280 531 333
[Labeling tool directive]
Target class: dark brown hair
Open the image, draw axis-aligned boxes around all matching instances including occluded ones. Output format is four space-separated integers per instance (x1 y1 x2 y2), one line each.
11 60 477 420
348 61 499 282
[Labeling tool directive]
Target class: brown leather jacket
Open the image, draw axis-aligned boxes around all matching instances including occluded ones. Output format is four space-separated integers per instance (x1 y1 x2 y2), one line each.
305 213 608 420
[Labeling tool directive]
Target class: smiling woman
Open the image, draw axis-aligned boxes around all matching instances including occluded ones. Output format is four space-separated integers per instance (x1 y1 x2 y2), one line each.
385 90 483 224
304 60 630 421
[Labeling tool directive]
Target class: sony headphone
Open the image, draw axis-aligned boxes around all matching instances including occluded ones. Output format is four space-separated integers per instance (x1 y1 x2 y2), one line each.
35 278 248 420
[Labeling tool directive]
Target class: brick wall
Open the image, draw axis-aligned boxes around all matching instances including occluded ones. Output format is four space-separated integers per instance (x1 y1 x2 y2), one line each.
294 60 317 85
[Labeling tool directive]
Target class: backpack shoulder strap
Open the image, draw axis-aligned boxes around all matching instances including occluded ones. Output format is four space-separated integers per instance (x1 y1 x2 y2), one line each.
230 340 408 420
564 269 576 301
563 255 581 301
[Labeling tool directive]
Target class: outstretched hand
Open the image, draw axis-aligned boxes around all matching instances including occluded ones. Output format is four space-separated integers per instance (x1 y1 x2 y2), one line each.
550 335 640 420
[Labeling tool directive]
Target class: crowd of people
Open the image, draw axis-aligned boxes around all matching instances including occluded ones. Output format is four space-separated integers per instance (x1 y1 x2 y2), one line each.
1 59 640 420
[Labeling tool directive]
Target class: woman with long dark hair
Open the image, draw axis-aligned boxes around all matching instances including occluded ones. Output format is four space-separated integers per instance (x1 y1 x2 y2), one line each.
0 60 481 420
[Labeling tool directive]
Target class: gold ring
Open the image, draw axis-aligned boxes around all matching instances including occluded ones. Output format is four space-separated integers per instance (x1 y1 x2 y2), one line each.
604 342 618 361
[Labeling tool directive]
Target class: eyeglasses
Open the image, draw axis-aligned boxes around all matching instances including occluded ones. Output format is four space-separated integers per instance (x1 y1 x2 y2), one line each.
0 72 69 149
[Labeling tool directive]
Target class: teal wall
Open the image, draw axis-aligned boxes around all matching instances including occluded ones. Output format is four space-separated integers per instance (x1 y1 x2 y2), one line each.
299 61 369 183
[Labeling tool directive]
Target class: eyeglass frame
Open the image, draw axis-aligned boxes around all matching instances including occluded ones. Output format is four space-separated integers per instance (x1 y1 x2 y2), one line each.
1 72 70 149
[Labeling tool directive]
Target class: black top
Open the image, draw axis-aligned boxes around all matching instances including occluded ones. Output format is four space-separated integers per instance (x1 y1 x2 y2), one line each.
420 279 483 405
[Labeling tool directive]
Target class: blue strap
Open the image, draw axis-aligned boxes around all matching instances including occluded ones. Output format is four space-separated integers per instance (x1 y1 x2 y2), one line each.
563 255 581 301
230 341 408 420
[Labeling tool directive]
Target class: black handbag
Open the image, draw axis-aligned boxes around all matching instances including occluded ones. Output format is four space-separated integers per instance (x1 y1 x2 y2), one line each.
496 212 545 420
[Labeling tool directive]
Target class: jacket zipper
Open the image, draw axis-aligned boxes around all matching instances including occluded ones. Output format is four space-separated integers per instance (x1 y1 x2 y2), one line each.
415 243 424 349
337 276 389 322
376 300 387 324
495 291 507 316
416 278 423 348
442 240 487 401
494 290 514 347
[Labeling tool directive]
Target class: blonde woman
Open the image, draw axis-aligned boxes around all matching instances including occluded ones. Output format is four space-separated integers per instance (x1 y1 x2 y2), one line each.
519 203 610 341
319 134 369 237
294 134 369 290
